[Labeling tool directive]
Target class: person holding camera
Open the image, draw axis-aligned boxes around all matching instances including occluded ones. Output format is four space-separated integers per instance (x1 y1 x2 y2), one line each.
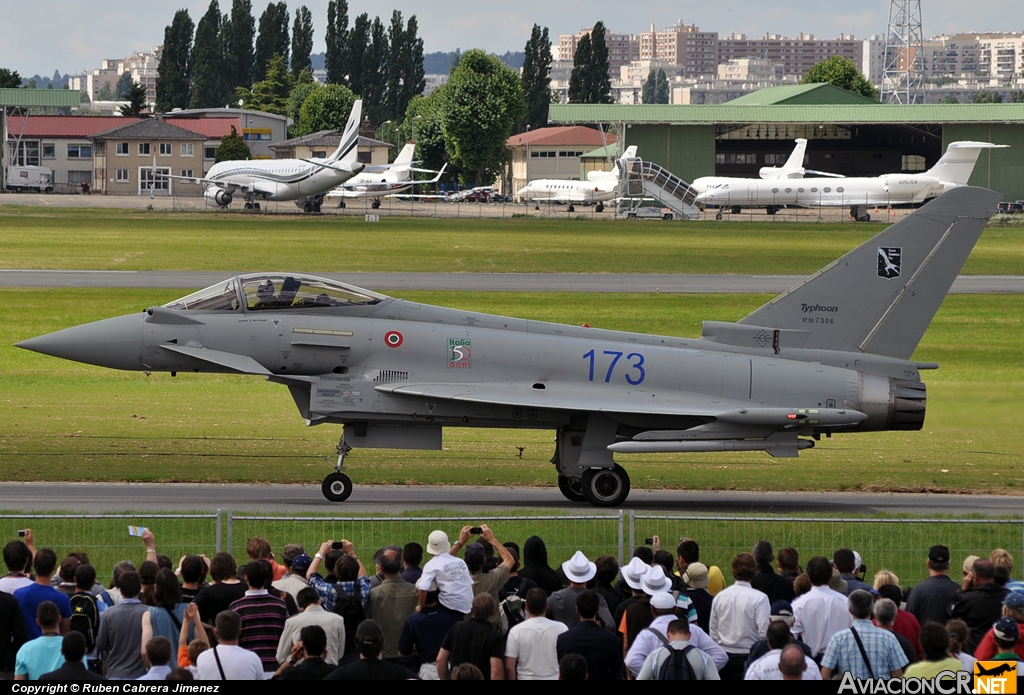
416 530 474 616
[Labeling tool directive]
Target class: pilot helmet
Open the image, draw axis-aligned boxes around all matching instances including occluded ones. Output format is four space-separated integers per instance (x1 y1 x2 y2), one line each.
257 279 275 297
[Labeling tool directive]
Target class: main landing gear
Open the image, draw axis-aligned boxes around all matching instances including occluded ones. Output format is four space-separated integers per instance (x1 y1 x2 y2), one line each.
557 466 631 507
371 199 381 209
595 203 604 213
243 202 261 210
321 439 353 502
850 205 871 222
567 204 576 213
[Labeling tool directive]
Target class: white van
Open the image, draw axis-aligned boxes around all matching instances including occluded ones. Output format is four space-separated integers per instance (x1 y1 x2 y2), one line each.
4 165 54 193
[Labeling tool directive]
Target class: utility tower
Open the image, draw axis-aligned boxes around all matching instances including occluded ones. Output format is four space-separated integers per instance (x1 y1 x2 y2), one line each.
882 0 924 103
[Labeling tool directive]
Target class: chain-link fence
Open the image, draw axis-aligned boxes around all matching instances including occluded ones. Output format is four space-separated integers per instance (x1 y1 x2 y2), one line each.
0 513 222 585
630 514 1024 586
4 511 1022 588
227 512 625 567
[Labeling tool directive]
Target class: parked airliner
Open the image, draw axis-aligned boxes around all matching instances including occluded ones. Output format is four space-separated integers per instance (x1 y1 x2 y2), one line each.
326 143 446 209
692 141 1006 221
168 100 364 213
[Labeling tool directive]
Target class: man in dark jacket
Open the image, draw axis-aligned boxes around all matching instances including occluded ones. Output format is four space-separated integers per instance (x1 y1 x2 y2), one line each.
518 537 561 597
556 590 621 680
39 632 105 681
751 541 795 604
950 558 1009 653
906 545 960 628
0 589 27 679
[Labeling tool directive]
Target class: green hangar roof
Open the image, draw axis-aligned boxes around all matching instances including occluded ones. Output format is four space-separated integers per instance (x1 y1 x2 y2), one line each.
549 102 1024 125
727 83 878 105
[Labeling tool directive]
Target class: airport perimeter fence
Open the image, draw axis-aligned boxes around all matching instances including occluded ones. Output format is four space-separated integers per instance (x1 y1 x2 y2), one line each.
631 514 1024 586
2 511 1023 588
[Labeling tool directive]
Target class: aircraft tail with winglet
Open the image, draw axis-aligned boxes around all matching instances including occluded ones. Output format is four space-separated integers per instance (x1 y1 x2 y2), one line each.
735 186 1000 359
327 99 363 164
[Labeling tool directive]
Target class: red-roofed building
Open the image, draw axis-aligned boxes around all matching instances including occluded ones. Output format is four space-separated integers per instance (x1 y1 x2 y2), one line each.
5 115 241 189
505 126 617 194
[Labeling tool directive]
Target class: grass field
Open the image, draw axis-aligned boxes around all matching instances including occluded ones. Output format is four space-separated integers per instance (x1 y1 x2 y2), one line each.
3 289 1022 494
1 207 1022 274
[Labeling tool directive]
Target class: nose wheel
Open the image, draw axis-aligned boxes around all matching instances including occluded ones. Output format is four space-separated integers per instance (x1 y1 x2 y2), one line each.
322 439 354 502
322 472 353 502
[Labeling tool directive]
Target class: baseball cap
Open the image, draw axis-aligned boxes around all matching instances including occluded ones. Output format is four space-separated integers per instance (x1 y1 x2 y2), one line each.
928 545 950 564
290 554 313 574
993 617 1020 642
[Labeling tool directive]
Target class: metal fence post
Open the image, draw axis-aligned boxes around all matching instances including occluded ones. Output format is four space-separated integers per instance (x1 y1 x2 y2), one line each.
226 509 233 556
618 510 625 565
628 511 635 564
216 509 222 554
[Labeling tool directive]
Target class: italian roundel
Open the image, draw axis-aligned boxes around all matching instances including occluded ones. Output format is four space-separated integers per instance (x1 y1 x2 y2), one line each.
384 331 404 348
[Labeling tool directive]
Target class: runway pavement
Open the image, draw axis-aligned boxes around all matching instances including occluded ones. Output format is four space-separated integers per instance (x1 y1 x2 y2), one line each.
3 270 1023 293
2 482 1022 515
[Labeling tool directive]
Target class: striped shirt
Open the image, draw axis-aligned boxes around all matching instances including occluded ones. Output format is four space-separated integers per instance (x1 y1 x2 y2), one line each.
229 590 288 672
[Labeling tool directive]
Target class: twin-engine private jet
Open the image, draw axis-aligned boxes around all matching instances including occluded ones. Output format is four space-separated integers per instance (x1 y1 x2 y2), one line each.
692 141 1006 221
167 100 365 213
517 146 637 212
17 187 998 507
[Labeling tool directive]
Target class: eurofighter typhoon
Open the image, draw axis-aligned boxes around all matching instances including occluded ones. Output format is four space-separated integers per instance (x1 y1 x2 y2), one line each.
17 187 999 507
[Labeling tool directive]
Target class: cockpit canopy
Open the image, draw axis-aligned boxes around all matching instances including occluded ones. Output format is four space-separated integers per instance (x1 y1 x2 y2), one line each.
163 274 387 312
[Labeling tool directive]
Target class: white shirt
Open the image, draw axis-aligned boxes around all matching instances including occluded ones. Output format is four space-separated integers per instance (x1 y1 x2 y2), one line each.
792 584 853 657
709 580 770 653
276 604 347 666
625 615 728 677
744 648 823 680
0 576 32 594
196 644 266 680
505 616 568 680
416 553 473 614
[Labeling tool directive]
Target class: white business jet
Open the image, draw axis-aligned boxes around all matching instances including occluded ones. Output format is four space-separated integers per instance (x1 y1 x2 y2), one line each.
167 100 364 213
692 140 1006 221
326 143 447 209
517 146 637 212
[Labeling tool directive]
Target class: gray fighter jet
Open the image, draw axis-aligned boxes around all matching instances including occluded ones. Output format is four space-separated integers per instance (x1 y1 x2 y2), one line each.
16 186 999 507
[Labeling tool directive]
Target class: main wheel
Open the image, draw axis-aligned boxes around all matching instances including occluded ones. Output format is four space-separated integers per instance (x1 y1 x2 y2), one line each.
322 472 353 502
313 203 321 213
371 201 381 209
253 203 261 211
338 200 346 208
715 212 723 220
557 475 587 503
580 464 630 507
567 204 575 212
595 203 604 212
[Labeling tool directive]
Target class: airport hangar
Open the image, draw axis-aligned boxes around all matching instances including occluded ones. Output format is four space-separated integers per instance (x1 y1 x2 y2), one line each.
549 84 1024 202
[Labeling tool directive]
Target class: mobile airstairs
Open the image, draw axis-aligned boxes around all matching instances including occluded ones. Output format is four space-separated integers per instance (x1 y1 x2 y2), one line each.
618 156 701 220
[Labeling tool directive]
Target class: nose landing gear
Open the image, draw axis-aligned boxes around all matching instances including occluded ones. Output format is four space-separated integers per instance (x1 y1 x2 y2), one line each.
321 439 353 502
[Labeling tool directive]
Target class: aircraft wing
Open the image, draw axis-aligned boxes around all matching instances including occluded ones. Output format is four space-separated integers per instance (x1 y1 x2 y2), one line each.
159 173 250 192
804 169 845 178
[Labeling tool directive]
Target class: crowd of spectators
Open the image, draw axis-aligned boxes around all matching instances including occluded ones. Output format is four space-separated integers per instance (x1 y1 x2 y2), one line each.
1 526 1023 681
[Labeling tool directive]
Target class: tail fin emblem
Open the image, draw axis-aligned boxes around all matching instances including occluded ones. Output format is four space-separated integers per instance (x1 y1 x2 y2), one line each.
877 247 902 279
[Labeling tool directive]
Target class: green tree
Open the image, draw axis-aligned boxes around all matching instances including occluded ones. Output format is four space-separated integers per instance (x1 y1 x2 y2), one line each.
287 75 320 135
402 16 426 110
253 1 289 82
403 91 448 178
324 0 349 85
97 81 115 101
385 10 408 120
237 53 292 114
291 6 313 78
215 124 252 162
298 83 356 134
941 95 960 104
0 68 22 88
642 69 656 104
589 21 612 104
347 13 370 96
656 68 669 104
362 16 389 124
972 90 1003 103
1011 91 1024 103
568 33 592 103
801 56 879 100
190 0 227 108
521 24 552 130
116 71 133 98
156 9 195 112
120 81 149 116
227 0 255 90
441 49 525 185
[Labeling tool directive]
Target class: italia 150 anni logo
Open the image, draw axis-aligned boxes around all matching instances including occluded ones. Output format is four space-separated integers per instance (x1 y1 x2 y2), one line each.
448 338 471 368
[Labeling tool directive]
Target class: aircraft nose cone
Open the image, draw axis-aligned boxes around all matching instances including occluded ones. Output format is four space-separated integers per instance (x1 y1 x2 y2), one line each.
16 313 144 371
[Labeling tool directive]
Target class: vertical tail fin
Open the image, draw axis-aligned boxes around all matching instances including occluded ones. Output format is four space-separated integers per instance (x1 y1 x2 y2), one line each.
759 139 807 179
924 141 1007 185
393 143 416 167
737 186 1000 359
329 99 363 163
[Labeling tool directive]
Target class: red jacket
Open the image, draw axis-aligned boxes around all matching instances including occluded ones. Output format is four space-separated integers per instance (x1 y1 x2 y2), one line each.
973 621 1024 661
